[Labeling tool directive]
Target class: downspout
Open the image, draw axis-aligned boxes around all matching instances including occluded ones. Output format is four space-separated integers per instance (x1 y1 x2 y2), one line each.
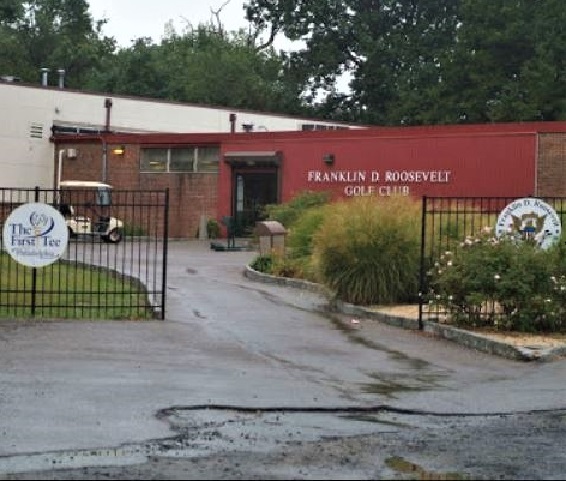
57 149 65 190
102 138 108 183
102 98 113 183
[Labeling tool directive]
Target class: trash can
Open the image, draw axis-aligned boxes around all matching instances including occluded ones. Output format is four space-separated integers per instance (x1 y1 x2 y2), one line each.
255 221 287 256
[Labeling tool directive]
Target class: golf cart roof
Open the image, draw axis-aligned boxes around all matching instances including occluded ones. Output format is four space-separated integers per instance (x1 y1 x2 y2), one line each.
59 180 113 189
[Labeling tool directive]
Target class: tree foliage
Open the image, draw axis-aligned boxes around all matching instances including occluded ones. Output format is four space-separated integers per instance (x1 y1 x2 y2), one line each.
83 24 307 114
0 0 115 86
246 0 566 124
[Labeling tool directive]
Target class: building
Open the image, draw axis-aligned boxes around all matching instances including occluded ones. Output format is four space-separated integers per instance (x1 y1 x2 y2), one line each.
52 121 566 239
0 78 355 188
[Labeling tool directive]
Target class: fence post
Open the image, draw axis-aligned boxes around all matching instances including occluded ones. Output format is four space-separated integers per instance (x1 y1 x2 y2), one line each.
418 196 427 330
160 188 169 320
31 186 40 316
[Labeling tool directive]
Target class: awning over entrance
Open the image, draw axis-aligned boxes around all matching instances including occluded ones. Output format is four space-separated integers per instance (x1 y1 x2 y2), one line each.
224 151 282 167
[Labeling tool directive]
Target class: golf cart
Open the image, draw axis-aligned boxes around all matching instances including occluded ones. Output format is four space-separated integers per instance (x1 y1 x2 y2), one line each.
58 180 124 243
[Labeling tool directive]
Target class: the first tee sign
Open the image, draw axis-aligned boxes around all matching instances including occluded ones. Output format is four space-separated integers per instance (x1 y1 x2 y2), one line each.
3 203 68 267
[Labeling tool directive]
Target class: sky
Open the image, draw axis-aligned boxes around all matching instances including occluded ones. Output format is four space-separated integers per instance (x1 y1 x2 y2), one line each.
87 0 280 48
87 0 350 93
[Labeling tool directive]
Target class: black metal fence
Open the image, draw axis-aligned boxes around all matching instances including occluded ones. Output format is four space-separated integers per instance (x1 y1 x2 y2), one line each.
0 186 169 320
419 196 566 330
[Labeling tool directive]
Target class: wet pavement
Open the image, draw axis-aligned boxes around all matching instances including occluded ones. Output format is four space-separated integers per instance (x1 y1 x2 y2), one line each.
1 240 566 479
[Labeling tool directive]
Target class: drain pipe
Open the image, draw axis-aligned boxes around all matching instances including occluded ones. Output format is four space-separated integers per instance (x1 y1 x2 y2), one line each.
57 149 65 191
101 139 108 183
229 113 236 133
102 98 113 183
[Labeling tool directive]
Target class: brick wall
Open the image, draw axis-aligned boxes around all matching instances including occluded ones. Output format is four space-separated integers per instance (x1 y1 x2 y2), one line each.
57 142 219 239
537 133 566 197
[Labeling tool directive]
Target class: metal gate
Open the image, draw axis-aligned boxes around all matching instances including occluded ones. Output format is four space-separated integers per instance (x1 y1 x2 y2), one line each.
0 186 169 320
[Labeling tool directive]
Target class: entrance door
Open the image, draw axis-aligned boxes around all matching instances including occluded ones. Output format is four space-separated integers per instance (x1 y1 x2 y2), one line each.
233 170 278 236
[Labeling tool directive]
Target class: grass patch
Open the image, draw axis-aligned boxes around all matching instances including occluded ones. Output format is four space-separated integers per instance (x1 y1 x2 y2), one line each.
0 252 153 320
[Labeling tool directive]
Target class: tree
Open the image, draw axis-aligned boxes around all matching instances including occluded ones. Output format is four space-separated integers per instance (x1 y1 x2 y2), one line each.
85 23 307 115
245 0 566 124
0 0 115 86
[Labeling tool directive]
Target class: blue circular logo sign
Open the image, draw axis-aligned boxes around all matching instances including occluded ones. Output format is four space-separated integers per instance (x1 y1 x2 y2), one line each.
495 198 562 250
2 203 69 267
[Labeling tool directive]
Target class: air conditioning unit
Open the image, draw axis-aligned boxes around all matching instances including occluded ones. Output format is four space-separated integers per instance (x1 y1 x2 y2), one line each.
66 148 78 159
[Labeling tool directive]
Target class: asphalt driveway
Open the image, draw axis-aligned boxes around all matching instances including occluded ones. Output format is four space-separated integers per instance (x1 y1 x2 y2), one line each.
1 240 565 479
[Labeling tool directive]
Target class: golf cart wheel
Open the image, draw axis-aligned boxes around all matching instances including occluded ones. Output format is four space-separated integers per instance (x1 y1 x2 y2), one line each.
106 228 123 243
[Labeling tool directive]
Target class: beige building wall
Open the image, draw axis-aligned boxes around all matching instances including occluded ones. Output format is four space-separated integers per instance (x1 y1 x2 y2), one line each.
0 81 357 188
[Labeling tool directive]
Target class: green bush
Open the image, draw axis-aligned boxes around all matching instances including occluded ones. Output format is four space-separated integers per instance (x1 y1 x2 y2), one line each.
207 218 220 239
313 195 422 306
282 205 328 281
250 254 273 273
123 224 146 236
429 232 566 332
263 190 331 229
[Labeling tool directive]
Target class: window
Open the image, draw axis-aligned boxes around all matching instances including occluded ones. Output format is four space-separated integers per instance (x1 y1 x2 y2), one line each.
196 147 220 173
170 148 195 172
140 149 168 172
140 146 219 173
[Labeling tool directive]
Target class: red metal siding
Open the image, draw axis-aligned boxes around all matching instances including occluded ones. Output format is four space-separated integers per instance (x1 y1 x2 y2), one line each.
218 132 536 221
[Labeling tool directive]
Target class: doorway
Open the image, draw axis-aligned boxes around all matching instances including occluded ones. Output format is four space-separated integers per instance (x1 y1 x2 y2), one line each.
232 169 279 236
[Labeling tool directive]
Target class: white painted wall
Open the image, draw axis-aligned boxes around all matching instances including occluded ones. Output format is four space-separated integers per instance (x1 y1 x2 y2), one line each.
0 82 358 188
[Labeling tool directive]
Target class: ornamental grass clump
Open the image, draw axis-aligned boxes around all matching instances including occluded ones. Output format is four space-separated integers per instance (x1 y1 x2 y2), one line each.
428 230 566 332
312 195 421 306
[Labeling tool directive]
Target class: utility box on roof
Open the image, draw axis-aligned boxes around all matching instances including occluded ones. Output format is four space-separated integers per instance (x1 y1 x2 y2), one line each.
256 221 287 256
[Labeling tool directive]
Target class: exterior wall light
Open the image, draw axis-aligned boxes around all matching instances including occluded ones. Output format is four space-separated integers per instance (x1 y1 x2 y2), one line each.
112 145 126 155
323 153 335 166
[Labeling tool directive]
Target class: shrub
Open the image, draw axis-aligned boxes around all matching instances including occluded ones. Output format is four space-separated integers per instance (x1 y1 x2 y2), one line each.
250 254 273 273
429 231 566 332
282 205 328 281
249 253 310 279
263 190 331 229
123 224 146 236
207 218 220 239
313 195 422 306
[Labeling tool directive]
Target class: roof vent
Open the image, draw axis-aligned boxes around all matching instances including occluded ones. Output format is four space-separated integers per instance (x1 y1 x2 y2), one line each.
41 67 49 86
57 68 65 89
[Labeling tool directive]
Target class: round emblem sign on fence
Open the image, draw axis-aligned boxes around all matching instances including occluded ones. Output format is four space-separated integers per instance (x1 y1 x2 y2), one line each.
2 203 69 267
495 198 562 250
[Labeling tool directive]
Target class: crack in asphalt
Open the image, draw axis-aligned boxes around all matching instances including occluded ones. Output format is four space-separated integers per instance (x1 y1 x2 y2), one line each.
156 404 566 419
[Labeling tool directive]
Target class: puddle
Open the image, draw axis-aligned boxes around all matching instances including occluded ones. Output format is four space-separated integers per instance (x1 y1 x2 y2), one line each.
385 456 466 480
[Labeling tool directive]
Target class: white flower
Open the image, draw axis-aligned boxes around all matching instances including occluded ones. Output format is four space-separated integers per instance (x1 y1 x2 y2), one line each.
494 274 501 280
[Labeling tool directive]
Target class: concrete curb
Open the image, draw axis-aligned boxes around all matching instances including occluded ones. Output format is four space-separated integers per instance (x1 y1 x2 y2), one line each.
244 266 566 362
